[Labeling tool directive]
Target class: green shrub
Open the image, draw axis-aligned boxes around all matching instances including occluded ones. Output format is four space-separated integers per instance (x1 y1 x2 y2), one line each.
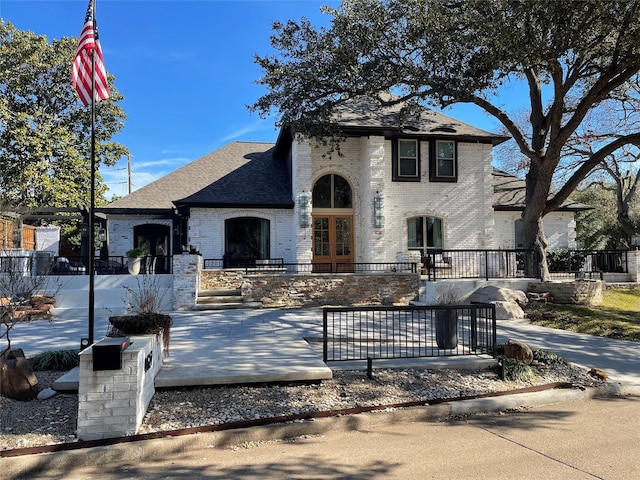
547 248 586 272
29 349 79 371
500 357 535 382
532 348 568 365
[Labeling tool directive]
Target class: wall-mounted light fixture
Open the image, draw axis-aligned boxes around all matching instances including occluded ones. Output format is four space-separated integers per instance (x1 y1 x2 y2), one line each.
12 228 21 247
631 233 640 250
373 192 384 228
97 228 107 243
299 192 311 228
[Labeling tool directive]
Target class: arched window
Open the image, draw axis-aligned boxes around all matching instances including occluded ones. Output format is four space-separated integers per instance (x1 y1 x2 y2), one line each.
224 217 269 266
407 216 443 255
312 174 352 209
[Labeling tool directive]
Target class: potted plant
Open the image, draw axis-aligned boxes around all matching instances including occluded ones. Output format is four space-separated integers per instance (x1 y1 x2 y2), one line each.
108 275 172 355
126 248 145 275
431 284 462 349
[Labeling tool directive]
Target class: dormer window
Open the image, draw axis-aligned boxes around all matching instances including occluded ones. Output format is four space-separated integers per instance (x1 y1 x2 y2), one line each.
392 138 420 182
430 140 457 182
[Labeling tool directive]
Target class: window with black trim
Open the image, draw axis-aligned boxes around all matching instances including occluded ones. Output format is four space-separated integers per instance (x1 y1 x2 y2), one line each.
407 216 443 256
429 140 457 182
392 138 420 181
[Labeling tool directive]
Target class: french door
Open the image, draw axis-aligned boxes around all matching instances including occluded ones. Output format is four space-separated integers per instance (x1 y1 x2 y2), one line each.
312 215 353 272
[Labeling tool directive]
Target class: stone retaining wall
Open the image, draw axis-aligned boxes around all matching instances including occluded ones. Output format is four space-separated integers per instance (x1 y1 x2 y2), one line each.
243 273 419 308
200 270 244 291
528 280 603 306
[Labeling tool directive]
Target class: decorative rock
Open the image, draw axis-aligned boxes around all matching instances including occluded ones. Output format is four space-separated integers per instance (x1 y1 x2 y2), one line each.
493 300 525 320
37 388 57 400
468 286 527 319
503 339 534 365
0 348 39 401
469 286 528 306
589 368 608 381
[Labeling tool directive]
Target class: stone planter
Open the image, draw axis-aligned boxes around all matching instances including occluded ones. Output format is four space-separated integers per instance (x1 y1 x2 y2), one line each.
127 257 142 275
435 308 458 349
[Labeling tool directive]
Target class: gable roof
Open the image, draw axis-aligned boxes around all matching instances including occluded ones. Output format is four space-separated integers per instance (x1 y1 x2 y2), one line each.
492 168 592 211
103 141 291 213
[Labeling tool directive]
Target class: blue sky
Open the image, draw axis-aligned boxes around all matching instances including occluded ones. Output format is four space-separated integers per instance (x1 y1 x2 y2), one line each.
2 0 505 199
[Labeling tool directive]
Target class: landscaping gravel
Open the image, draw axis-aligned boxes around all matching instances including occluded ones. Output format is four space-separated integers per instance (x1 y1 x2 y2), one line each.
0 361 605 451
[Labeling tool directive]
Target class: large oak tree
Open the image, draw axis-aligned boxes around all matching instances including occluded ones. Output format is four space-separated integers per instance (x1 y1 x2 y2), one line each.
0 20 127 210
251 0 640 279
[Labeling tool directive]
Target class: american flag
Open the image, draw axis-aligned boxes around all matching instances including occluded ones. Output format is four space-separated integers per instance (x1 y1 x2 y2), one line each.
72 0 109 106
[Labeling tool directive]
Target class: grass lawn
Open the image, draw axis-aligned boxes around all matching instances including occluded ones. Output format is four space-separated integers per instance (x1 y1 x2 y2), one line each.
526 289 640 342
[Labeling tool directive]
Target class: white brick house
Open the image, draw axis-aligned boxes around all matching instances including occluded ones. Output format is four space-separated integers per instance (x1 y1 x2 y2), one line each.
101 97 586 270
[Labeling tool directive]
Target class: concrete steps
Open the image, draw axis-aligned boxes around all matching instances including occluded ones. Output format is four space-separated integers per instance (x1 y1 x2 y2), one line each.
195 288 261 310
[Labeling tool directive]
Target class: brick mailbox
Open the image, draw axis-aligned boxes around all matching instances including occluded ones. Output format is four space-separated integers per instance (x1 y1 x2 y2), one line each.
77 333 164 440
92 337 131 371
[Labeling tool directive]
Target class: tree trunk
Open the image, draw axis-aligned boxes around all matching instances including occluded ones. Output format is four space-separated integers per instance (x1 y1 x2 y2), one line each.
523 164 553 281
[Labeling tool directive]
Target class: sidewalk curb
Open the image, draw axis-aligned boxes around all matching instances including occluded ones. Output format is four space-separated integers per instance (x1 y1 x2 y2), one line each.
5 382 634 479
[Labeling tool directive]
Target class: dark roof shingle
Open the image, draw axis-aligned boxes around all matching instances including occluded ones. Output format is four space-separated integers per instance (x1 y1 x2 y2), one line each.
334 94 510 145
492 168 591 211
103 141 291 212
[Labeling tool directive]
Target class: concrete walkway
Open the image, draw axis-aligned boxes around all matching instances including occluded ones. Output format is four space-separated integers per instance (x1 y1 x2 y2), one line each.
497 317 640 388
8 307 640 390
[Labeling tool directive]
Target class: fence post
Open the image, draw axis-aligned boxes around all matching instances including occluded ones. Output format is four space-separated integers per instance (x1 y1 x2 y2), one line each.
484 250 489 280
322 308 328 363
470 307 477 351
491 304 497 358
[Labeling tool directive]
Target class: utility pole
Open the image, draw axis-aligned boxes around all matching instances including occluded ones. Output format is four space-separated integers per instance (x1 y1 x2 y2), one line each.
127 153 132 194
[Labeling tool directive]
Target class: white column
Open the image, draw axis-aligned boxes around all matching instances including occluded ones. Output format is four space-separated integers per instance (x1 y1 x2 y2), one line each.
293 139 313 264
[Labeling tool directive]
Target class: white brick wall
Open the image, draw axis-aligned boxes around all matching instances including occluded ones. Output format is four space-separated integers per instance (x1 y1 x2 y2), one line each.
494 211 576 249
108 216 173 258
77 333 164 441
293 140 313 263
188 208 296 261
172 254 201 310
628 250 640 282
544 212 577 249
301 136 496 262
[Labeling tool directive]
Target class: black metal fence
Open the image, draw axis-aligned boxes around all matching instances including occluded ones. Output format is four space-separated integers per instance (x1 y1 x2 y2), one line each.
547 249 628 279
0 255 172 275
421 249 539 281
322 304 497 362
203 258 418 274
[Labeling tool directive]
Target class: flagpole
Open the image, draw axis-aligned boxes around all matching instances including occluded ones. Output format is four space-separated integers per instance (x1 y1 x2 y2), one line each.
73 0 108 347
88 46 96 346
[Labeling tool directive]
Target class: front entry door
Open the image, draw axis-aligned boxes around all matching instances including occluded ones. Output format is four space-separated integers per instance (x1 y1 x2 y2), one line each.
312 215 353 272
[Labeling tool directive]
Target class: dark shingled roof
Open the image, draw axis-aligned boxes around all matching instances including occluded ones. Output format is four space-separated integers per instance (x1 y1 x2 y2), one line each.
103 141 291 212
492 168 591 211
333 94 510 146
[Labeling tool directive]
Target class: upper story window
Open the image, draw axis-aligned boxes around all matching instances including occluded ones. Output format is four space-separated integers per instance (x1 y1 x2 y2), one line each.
430 140 457 182
392 138 420 182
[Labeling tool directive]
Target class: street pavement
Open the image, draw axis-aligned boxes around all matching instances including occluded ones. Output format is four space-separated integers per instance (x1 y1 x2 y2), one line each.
10 395 640 479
